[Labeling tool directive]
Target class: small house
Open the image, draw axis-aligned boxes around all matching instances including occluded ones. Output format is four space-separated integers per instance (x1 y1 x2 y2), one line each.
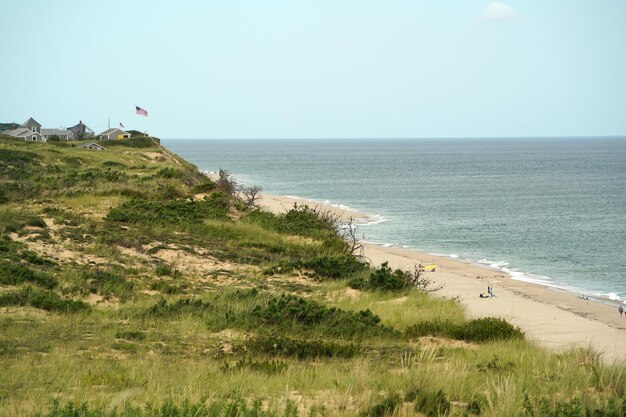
82 142 107 151
68 121 94 139
2 127 45 142
99 128 130 141
42 128 75 141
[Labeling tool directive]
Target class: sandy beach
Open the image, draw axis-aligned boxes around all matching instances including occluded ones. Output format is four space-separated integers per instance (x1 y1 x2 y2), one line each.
260 193 626 364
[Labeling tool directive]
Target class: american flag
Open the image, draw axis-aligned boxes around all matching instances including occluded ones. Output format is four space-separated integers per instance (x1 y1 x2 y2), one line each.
135 105 148 117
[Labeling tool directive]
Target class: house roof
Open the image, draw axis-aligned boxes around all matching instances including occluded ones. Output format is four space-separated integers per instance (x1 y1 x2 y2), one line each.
42 128 73 136
82 142 106 150
21 117 41 127
99 128 129 136
3 128 39 138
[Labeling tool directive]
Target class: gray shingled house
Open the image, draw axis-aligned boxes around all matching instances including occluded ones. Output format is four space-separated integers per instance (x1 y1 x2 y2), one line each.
68 121 94 139
82 142 107 151
99 128 130 141
2 127 44 141
42 128 75 141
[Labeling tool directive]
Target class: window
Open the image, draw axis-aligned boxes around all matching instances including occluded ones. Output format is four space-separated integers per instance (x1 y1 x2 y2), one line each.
32 136 37 141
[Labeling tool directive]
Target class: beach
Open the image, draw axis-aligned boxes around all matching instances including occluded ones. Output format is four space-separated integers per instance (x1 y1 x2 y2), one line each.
261 193 626 364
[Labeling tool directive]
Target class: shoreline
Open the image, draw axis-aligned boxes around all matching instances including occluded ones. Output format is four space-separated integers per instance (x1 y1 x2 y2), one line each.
259 192 626 363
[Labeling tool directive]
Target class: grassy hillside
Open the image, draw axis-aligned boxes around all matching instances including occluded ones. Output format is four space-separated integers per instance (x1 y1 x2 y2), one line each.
0 136 624 417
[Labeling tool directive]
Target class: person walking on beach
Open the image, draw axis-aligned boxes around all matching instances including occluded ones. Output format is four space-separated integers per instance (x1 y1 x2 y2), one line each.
487 285 494 298
619 305 624 317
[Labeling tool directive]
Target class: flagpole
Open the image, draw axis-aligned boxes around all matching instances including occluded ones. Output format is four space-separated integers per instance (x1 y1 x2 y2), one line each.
108 117 110 129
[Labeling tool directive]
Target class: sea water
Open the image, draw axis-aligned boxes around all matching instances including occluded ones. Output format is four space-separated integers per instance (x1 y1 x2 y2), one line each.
164 138 626 301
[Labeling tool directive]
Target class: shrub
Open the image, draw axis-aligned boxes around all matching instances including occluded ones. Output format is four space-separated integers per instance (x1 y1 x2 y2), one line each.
0 260 57 289
105 195 229 226
362 393 402 417
104 137 158 148
413 389 451 417
367 262 410 291
245 334 360 358
115 330 146 341
127 129 145 137
191 179 216 194
85 269 133 300
0 286 89 313
307 255 366 279
0 189 8 204
156 167 182 179
20 250 56 266
405 317 524 342
350 262 411 292
245 204 340 240
144 297 214 318
252 294 396 339
460 317 524 342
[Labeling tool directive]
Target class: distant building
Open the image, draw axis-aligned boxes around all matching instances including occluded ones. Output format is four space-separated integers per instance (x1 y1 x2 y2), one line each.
42 128 75 141
82 142 107 151
68 121 94 139
21 117 41 134
2 127 44 142
99 128 130 141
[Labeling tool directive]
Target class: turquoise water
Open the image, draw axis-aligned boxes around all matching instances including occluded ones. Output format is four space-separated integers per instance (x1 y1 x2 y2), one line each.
164 138 626 301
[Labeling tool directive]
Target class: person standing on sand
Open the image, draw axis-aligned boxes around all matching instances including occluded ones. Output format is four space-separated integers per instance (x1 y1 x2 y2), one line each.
487 285 494 298
619 305 624 317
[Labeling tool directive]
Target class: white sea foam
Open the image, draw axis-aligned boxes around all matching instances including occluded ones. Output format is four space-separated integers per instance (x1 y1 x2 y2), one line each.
605 293 623 302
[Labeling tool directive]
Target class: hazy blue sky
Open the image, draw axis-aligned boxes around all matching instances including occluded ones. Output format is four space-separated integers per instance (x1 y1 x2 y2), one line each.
1 1 625 139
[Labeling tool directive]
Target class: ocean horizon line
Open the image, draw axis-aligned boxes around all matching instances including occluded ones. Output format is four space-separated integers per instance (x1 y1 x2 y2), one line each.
163 135 626 141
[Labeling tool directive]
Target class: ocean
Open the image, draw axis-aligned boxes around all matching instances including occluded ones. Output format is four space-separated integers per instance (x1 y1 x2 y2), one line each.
164 138 626 302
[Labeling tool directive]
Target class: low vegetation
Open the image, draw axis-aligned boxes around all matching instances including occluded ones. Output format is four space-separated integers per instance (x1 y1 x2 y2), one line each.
0 135 624 417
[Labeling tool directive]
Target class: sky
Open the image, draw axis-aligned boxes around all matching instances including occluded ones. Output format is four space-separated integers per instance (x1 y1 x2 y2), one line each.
1 1 625 139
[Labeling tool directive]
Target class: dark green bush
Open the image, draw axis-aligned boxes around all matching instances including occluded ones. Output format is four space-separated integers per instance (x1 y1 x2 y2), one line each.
105 195 229 226
0 189 8 204
349 262 411 292
0 148 37 165
115 330 146 341
104 137 158 148
414 389 451 417
405 317 524 342
144 297 214 318
0 260 57 289
191 179 216 193
245 204 339 240
245 334 360 359
307 254 366 279
85 269 133 299
0 286 89 313
460 317 524 342
20 250 56 266
252 294 396 339
101 160 126 168
362 393 402 417
156 167 182 179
